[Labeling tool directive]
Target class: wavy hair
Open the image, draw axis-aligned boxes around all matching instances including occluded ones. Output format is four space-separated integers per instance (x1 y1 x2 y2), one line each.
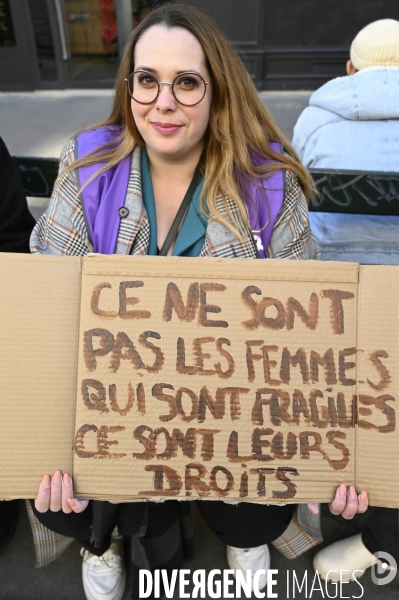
59 2 314 235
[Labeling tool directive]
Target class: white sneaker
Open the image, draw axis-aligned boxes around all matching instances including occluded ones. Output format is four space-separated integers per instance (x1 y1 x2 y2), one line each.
81 535 126 600
313 533 380 582
227 544 270 590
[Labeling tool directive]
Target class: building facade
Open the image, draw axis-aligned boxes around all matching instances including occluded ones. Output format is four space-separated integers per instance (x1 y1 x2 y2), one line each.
1 0 398 91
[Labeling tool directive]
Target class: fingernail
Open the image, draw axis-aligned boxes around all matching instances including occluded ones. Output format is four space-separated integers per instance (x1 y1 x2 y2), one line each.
53 470 61 484
349 486 357 498
360 491 367 502
63 473 70 486
42 474 50 488
67 498 75 508
339 484 346 496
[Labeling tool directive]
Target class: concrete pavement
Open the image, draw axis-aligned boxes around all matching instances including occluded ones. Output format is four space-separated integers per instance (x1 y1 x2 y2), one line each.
0 90 311 158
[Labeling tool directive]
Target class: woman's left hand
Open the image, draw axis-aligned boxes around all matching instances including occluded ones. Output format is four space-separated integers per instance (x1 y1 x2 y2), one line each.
35 470 88 514
307 484 368 519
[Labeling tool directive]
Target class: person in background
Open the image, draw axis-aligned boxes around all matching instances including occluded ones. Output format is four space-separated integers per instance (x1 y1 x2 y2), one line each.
293 18 399 265
0 136 35 554
0 137 35 253
292 19 399 582
29 4 367 600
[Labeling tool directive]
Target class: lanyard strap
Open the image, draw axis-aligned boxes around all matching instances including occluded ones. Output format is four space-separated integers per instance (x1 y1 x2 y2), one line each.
158 165 201 256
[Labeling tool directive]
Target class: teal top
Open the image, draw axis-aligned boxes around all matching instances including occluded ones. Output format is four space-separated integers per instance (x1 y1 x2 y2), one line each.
141 148 207 257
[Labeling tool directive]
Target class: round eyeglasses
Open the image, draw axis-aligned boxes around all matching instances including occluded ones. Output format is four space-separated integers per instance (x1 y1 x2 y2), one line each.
125 70 210 106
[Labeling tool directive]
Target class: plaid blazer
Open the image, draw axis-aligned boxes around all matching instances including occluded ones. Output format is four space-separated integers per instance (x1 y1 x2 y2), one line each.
31 141 320 261
29 139 322 567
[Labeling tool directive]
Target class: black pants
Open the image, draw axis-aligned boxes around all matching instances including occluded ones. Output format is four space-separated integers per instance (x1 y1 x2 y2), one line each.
362 508 399 562
30 500 189 600
197 501 296 547
31 499 295 551
0 501 18 553
30 500 113 556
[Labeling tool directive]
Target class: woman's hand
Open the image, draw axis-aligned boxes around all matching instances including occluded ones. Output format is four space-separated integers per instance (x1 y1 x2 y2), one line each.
34 470 89 514
307 484 368 519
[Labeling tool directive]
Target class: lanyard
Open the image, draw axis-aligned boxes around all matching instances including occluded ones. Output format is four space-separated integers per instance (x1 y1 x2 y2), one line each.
158 165 201 256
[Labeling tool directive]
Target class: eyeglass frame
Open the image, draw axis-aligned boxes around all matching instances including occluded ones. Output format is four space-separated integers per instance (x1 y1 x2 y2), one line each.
125 70 211 107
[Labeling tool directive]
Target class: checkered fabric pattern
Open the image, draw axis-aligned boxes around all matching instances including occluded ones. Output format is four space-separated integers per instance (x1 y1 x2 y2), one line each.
31 142 320 262
25 500 74 568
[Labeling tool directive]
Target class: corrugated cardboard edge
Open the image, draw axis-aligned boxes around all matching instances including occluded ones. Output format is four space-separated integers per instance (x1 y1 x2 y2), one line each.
0 254 82 498
82 254 359 283
356 265 399 508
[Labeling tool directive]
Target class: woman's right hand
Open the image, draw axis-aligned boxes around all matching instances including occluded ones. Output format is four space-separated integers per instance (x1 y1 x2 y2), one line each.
35 470 89 514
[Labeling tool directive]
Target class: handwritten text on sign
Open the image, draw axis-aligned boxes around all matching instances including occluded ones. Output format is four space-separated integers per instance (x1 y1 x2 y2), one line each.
73 275 394 501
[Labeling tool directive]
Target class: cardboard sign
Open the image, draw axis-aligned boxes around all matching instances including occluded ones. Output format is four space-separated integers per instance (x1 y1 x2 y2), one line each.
1 254 398 506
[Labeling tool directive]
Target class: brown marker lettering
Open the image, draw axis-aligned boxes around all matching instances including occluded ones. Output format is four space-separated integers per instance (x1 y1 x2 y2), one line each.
176 337 197 375
138 331 164 373
358 394 395 433
74 424 98 458
214 338 235 379
217 386 250 421
176 387 199 422
171 428 197 459
226 431 253 463
326 431 350 470
193 337 216 375
339 348 356 386
140 465 183 496
83 328 115 372
252 428 274 461
245 340 263 382
185 463 210 497
162 282 199 322
132 425 154 459
150 427 175 460
299 431 329 461
109 383 133 416
249 467 275 497
197 429 220 461
109 332 145 373
291 389 311 425
252 388 292 426
199 283 228 328
310 349 337 385
273 467 299 499
198 386 225 422
261 345 281 386
152 383 177 422
239 469 249 498
286 293 318 331
309 389 330 428
336 392 355 428
81 379 108 412
119 281 151 319
91 282 117 318
96 425 126 459
209 466 234 497
271 432 297 460
241 286 263 329
322 289 355 335
280 347 309 385
367 350 391 391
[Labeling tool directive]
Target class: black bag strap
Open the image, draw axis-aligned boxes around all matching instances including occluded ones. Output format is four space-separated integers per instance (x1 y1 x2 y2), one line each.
158 165 201 257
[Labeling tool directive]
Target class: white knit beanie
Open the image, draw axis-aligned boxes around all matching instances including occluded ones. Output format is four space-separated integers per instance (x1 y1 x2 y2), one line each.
350 19 399 70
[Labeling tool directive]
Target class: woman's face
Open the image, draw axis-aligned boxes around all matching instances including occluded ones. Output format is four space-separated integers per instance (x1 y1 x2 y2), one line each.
131 25 212 165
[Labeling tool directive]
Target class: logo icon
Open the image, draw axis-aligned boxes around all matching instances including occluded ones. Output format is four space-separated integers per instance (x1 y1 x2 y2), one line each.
371 552 397 586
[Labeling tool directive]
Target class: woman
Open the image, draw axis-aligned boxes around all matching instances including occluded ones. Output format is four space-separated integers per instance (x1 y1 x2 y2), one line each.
30 4 367 600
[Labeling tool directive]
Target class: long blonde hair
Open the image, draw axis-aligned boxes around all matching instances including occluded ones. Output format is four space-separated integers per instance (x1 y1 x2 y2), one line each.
60 2 313 234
